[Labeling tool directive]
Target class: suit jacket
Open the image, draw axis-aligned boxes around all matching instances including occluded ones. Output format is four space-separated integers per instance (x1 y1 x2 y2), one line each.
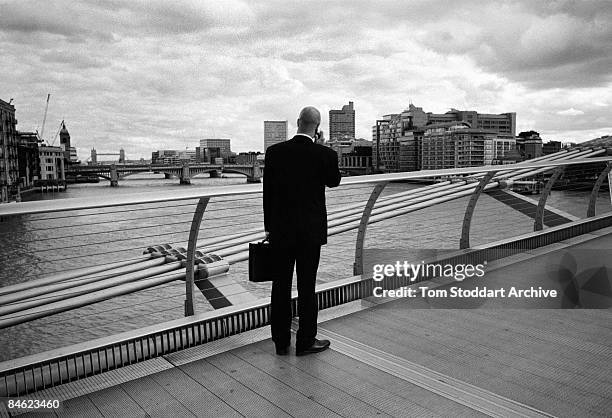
264 135 341 246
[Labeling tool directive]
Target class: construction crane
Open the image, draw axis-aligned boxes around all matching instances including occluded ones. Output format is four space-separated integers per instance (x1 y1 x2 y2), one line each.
38 93 51 143
50 120 64 146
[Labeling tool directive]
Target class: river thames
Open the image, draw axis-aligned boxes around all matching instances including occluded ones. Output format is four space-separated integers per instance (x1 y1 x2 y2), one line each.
0 173 610 361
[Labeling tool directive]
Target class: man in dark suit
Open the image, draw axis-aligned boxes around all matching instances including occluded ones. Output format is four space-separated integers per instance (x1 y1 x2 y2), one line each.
264 106 341 356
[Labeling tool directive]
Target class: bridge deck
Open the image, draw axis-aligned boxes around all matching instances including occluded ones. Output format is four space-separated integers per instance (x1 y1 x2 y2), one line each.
12 232 612 418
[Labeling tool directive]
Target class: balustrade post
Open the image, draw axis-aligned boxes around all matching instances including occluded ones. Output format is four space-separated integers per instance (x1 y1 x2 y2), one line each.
460 171 497 249
353 182 388 276
587 162 612 217
185 197 210 316
534 166 565 231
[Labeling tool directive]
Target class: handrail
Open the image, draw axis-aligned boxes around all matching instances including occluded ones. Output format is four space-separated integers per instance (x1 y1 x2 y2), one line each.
1 155 610 217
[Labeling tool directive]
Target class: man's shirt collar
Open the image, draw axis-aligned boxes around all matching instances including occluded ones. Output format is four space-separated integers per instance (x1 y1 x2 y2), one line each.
295 133 314 143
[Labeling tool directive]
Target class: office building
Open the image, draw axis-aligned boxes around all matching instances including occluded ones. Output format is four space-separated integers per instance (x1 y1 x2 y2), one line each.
420 122 498 170
152 150 180 164
427 109 516 136
372 104 517 172
38 145 65 181
236 152 263 165
326 139 372 172
200 138 232 162
329 101 355 142
17 131 41 188
264 121 287 152
1 98 19 202
516 131 543 160
371 105 427 172
543 140 562 155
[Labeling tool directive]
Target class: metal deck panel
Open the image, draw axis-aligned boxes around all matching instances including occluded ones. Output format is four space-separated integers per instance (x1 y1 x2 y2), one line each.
322 305 611 417
205 351 342 417
120 375 195 417
231 342 395 418
86 385 147 418
178 358 291 417
147 367 241 418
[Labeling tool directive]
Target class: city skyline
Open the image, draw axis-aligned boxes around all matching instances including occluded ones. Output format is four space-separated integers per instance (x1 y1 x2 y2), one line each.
1 1 611 161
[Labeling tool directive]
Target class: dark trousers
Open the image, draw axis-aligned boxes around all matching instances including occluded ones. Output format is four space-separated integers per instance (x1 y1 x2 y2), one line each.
270 242 321 349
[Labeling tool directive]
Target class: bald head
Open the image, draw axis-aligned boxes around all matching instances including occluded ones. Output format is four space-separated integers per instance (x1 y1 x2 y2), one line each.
297 106 321 137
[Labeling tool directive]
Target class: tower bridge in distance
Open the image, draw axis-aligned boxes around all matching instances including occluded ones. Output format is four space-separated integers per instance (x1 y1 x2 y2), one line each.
66 162 264 186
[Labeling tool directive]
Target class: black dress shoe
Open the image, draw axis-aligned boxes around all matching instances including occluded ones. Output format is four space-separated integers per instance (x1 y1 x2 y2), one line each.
296 339 330 356
275 345 289 355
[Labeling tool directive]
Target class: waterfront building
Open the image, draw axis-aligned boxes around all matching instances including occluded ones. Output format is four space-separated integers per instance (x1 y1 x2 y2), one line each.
491 136 518 164
543 140 562 155
326 139 372 172
200 138 232 162
398 130 423 172
38 145 65 181
17 131 41 188
178 150 197 163
264 121 287 152
372 104 517 172
516 131 543 160
420 122 498 170
329 101 355 142
427 109 516 136
236 152 262 165
371 105 427 172
0 98 19 202
152 149 197 164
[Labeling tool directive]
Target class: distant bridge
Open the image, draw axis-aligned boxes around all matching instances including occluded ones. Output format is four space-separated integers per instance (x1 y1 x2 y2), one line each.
65 163 264 186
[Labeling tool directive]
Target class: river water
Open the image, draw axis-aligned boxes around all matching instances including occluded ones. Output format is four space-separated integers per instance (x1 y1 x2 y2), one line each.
0 173 610 361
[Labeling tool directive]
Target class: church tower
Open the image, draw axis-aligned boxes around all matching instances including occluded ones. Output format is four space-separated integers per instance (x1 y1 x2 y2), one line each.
59 121 71 150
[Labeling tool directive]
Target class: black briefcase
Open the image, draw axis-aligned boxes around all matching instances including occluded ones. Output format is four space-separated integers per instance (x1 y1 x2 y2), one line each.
248 238 276 282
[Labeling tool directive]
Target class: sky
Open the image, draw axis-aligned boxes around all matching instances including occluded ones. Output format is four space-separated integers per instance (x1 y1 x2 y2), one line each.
1 0 611 161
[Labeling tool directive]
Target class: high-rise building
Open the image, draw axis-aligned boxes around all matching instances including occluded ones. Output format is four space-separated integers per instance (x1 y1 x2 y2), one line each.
1 98 19 202
329 101 355 142
264 121 287 151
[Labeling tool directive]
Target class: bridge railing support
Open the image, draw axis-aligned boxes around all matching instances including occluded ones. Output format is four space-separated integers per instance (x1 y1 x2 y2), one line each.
460 172 496 249
185 197 210 316
587 162 612 218
353 182 388 276
534 167 565 231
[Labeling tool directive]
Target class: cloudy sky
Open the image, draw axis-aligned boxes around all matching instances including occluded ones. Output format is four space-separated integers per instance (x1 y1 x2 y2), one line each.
1 0 611 161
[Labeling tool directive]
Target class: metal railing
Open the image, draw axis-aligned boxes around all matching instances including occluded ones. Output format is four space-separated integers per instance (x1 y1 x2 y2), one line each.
0 150 611 396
